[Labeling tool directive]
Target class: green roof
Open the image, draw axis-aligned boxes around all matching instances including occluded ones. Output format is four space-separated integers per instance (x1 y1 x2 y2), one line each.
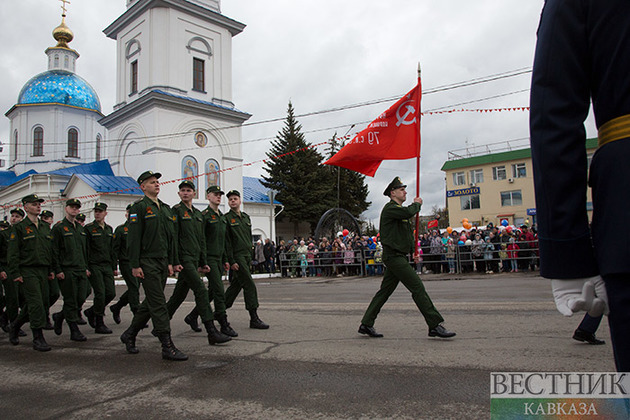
441 138 598 171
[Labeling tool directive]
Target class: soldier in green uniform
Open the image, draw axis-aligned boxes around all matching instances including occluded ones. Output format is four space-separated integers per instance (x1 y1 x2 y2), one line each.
359 177 456 339
39 210 57 330
74 212 89 326
119 171 187 361
224 190 269 329
165 180 230 345
0 209 25 335
184 185 238 337
83 202 117 334
0 220 9 332
50 199 90 342
109 204 139 324
7 194 54 351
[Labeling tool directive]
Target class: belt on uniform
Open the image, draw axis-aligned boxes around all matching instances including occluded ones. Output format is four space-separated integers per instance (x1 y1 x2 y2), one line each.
598 114 630 148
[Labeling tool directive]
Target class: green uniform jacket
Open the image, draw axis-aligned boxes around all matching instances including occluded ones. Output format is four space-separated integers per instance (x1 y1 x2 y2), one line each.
379 200 421 258
51 218 88 274
0 227 10 273
202 206 227 263
172 201 206 266
85 220 116 270
8 217 53 280
112 221 130 264
127 196 175 268
225 209 253 265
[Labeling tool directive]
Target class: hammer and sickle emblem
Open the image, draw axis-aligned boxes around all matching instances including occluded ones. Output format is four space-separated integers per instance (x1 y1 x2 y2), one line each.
396 100 417 127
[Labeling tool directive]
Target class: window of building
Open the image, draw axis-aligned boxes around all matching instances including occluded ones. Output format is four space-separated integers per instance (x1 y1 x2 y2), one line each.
453 171 466 186
130 60 138 94
469 169 483 184
461 194 480 210
193 58 205 92
512 163 527 178
33 127 44 156
492 165 507 180
13 130 18 161
182 155 199 198
67 128 79 158
501 190 522 206
96 134 102 161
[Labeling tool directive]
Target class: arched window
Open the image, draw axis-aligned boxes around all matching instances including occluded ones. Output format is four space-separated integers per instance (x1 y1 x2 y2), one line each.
96 134 102 161
67 128 79 158
182 155 199 198
33 127 44 156
13 130 18 161
205 159 220 191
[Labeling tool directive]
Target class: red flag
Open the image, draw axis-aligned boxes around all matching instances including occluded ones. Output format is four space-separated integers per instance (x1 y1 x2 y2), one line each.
427 219 438 229
324 83 421 177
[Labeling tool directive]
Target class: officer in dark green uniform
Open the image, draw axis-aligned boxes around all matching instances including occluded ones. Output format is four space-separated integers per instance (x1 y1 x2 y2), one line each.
40 210 57 330
0 219 10 332
74 211 89 326
184 185 238 337
109 204 139 324
165 180 230 345
51 199 89 342
0 209 25 334
224 190 269 329
83 202 116 334
359 177 456 339
119 171 187 361
7 194 53 351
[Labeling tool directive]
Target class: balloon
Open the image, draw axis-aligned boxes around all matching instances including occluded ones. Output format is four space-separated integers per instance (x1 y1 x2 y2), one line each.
337 231 343 237
446 227 453 234
463 222 472 230
458 240 464 246
506 226 513 233
342 229 349 236
460 235 467 242
372 236 377 242
462 218 469 224
501 220 508 227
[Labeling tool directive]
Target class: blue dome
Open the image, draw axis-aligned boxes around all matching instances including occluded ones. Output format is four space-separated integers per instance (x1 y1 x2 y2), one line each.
18 70 101 113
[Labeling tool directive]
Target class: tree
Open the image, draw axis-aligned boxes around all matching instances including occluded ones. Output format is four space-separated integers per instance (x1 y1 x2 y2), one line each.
261 102 334 234
325 133 371 219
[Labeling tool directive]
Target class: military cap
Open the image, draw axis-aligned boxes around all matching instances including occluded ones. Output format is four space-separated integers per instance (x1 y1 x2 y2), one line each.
10 207 25 217
137 170 161 185
22 194 45 204
226 190 240 198
383 177 406 196
0 220 10 229
40 210 54 218
76 213 86 222
206 185 224 195
178 180 196 191
66 198 82 208
126 203 133 211
94 202 108 211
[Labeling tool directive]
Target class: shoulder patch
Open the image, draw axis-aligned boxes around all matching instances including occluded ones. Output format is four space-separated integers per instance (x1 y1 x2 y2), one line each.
129 214 138 223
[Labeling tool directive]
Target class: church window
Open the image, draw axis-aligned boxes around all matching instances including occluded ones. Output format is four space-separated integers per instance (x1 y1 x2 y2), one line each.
67 128 79 158
130 60 138 94
182 156 199 198
54 54 59 67
205 159 220 191
193 58 205 92
64 56 69 69
33 127 44 157
96 134 102 161
13 130 18 161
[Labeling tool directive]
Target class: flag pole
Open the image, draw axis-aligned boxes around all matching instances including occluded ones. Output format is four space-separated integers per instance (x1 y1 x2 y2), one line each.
415 63 422 257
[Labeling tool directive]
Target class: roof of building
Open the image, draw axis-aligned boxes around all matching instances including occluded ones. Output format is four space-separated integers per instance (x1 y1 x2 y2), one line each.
18 70 101 113
47 159 115 176
0 169 37 187
441 138 598 171
73 174 142 195
242 176 281 205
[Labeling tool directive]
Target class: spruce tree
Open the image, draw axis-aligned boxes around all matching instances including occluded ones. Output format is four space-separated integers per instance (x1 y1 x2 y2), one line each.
261 102 334 234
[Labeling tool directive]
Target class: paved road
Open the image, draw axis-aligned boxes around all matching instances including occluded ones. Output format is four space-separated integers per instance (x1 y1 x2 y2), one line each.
0 272 615 419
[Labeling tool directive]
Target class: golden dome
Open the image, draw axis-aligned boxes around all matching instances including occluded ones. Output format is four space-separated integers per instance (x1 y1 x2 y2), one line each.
52 16 73 48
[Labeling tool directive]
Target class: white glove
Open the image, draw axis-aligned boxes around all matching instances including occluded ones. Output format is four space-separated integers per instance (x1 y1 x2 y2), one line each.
551 275 609 317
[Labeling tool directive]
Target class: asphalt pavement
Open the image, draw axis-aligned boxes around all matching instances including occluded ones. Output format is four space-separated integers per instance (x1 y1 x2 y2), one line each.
0 270 615 419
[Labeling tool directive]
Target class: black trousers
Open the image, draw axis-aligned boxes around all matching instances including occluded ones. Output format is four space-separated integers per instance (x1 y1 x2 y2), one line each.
603 274 630 372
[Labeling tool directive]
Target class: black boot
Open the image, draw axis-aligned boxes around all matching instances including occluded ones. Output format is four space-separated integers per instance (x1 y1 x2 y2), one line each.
157 332 188 361
110 303 122 324
184 309 202 332
9 318 25 345
94 315 113 334
248 309 269 329
84 307 96 328
0 311 8 332
216 314 238 337
52 312 64 336
76 310 87 325
68 321 87 342
32 328 51 352
120 327 139 354
203 320 231 345
44 315 54 330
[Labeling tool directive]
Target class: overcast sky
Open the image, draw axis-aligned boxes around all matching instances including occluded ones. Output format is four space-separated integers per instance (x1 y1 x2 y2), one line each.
0 1 597 225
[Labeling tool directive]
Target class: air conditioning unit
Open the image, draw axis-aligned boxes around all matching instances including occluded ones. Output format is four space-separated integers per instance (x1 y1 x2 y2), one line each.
508 178 514 183
470 182 476 187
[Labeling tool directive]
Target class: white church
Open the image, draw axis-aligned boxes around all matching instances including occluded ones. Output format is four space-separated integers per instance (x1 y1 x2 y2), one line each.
1 0 280 242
